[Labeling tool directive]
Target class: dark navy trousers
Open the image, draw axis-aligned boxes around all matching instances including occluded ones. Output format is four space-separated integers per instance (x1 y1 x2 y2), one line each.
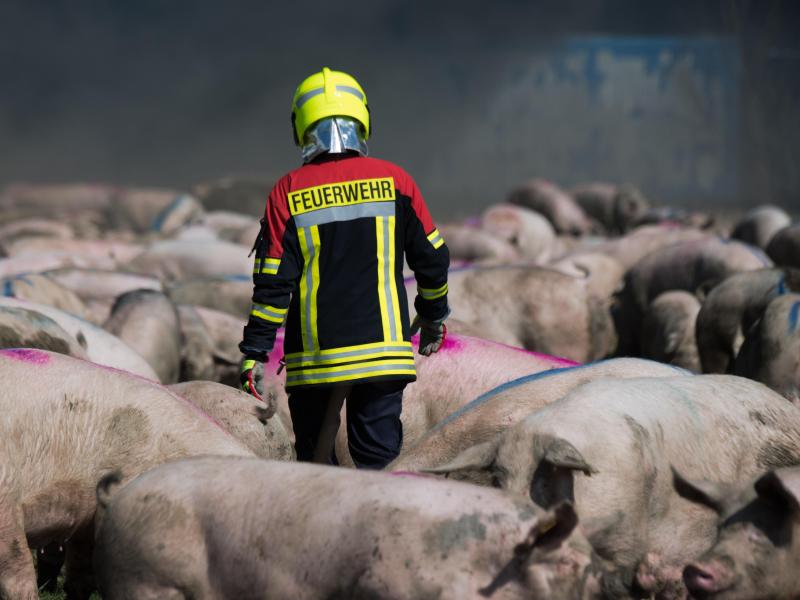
288 380 405 469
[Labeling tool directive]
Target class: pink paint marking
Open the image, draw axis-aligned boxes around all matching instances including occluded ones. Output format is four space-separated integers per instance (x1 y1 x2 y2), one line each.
412 331 578 367
0 348 50 364
411 333 462 352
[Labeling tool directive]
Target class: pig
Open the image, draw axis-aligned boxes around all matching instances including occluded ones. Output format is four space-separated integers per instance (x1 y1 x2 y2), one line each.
103 290 182 384
507 178 594 235
615 236 771 355
676 465 800 600
0 251 117 277
0 306 88 358
192 176 272 216
438 223 519 263
428 375 800 596
42 267 163 302
734 293 800 402
570 182 650 235
419 265 614 361
0 297 159 380
731 204 792 250
198 210 260 240
175 304 244 384
168 381 294 460
572 225 709 271
94 456 600 600
108 188 202 234
1 238 143 265
389 358 686 473
0 349 253 600
129 239 252 282
767 223 800 268
177 305 223 381
167 274 252 316
0 218 74 245
641 290 701 372
331 334 579 467
1 272 89 319
481 203 556 263
548 253 626 303
695 268 800 373
0 183 113 218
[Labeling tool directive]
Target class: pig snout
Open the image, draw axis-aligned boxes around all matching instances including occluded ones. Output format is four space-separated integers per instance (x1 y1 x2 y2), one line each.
683 560 735 597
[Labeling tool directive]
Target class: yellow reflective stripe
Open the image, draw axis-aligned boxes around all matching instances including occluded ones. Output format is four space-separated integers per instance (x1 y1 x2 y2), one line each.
418 283 448 300
284 344 413 367
375 217 392 341
250 303 288 324
286 368 417 387
284 340 412 359
251 308 285 324
427 228 445 249
288 358 414 376
254 257 281 275
386 215 402 341
285 358 416 385
298 226 321 351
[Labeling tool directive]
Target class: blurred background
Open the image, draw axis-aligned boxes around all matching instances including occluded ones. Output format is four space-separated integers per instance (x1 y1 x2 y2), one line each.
1 0 798 218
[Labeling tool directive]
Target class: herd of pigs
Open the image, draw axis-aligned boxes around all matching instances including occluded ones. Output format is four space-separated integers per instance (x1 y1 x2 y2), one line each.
0 177 799 600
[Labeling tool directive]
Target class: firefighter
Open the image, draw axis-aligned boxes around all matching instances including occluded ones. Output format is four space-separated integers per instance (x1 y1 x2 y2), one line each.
238 67 450 469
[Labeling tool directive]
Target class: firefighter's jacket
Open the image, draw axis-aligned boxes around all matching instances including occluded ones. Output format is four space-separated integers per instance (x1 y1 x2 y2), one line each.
239 153 449 390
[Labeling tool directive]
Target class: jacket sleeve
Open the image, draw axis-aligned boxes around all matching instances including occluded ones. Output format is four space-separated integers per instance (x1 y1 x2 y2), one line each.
239 179 302 360
402 176 450 322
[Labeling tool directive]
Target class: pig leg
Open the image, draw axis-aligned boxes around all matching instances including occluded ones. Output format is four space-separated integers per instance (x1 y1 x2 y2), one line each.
0 506 37 600
62 526 96 600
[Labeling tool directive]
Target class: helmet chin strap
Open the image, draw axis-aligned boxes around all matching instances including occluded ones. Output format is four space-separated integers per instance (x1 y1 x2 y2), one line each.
301 117 368 163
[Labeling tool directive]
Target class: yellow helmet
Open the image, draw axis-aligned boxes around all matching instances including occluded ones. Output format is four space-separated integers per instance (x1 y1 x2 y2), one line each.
291 67 370 146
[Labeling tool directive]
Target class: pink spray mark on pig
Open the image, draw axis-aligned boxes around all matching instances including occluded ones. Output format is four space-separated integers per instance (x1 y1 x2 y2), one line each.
411 333 462 352
0 348 50 364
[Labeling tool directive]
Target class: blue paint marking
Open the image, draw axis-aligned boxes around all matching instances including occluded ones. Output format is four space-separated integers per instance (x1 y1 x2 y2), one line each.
788 300 800 334
777 274 787 296
2 279 14 297
429 358 691 433
151 195 187 231
222 274 252 282
430 363 588 432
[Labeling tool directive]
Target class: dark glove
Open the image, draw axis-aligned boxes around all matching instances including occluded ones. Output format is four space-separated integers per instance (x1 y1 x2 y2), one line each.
239 357 266 401
410 315 448 356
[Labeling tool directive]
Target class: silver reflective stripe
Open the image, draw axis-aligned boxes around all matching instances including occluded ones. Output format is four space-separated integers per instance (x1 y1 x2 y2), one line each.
294 201 394 228
428 232 443 246
296 87 324 108
381 216 398 342
296 85 363 108
284 344 411 365
251 303 286 321
336 85 364 101
286 362 414 384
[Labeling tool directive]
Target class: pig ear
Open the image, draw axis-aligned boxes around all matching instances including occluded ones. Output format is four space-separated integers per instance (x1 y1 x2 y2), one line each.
755 469 800 515
671 466 733 515
543 438 597 476
422 440 498 476
514 501 579 558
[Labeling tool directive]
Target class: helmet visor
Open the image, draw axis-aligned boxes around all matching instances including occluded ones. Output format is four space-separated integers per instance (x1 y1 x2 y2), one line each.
301 117 368 163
